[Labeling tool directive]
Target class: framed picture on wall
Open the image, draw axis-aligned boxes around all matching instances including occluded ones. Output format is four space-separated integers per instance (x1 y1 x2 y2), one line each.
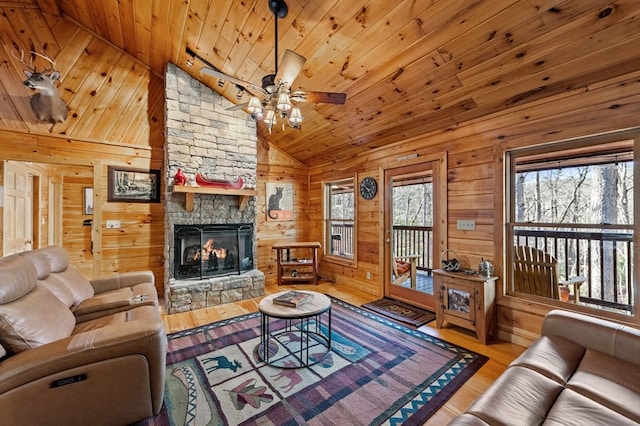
266 182 293 221
108 166 160 203
83 187 94 215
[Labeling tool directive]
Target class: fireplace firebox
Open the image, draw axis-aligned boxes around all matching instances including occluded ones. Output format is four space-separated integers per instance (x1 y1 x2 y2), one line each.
174 224 253 280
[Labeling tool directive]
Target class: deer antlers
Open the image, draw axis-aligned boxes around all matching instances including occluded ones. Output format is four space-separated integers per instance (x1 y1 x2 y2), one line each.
13 48 57 73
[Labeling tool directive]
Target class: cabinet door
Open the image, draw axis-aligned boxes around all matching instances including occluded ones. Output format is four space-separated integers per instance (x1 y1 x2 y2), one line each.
442 278 476 322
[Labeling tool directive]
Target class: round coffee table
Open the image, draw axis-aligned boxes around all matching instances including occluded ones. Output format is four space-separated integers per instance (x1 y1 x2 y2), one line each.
258 291 332 368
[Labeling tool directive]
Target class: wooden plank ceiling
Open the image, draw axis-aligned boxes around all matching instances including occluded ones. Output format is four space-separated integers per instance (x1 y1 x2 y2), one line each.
6 0 640 167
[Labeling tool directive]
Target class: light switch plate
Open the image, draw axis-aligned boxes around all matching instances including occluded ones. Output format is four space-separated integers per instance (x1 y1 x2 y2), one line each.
106 220 121 229
457 220 476 230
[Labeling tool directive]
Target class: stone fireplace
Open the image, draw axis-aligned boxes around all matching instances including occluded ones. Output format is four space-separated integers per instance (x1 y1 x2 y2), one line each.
163 63 264 314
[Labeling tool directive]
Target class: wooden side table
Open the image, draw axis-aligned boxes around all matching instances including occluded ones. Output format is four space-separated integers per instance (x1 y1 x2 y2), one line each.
433 269 498 344
272 242 321 285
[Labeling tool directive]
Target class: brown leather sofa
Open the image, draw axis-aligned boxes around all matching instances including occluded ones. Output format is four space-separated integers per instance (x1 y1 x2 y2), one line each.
0 250 167 426
450 309 640 425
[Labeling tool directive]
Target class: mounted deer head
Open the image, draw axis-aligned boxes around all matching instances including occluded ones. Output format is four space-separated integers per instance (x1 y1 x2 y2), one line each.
17 50 68 123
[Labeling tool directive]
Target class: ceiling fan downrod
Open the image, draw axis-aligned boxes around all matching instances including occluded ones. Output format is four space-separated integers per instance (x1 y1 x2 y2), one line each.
268 0 288 76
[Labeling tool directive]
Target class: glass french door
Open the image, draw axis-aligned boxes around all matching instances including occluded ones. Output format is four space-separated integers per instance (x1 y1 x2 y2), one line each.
384 162 438 310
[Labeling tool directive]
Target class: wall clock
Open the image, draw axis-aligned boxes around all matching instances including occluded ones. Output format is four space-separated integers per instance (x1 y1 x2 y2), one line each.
359 177 378 200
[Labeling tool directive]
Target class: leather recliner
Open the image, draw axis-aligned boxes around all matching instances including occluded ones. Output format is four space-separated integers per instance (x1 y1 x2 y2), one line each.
0 253 166 426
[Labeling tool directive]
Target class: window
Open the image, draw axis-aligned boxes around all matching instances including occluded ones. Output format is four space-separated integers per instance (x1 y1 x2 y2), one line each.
324 178 355 261
506 131 638 317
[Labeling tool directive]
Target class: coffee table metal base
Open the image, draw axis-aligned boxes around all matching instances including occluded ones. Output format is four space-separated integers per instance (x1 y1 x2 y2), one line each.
258 308 331 368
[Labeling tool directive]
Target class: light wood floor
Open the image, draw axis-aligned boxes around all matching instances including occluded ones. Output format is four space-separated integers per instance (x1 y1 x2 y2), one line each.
162 280 526 425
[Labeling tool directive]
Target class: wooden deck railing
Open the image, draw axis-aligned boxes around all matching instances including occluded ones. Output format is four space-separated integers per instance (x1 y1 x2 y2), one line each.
514 229 633 313
329 222 354 257
329 224 434 272
392 225 434 273
329 223 633 313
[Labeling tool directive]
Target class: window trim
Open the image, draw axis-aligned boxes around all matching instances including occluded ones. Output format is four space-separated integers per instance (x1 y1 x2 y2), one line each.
322 176 357 266
504 129 640 323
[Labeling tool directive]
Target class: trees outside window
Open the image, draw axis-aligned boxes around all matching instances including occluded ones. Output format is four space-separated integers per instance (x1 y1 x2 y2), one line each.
507 132 638 316
324 178 355 260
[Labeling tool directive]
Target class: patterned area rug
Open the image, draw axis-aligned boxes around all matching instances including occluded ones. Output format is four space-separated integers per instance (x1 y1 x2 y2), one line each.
362 297 436 327
138 299 486 426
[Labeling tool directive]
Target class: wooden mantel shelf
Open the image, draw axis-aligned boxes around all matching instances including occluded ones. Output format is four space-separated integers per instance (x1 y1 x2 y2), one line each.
173 185 258 212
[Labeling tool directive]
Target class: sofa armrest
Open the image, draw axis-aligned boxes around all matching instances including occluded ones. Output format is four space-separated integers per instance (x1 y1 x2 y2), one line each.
0 307 166 394
542 309 640 366
90 270 155 293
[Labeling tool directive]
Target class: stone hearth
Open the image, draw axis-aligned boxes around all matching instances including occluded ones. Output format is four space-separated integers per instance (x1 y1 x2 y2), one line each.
163 63 264 314
166 271 264 314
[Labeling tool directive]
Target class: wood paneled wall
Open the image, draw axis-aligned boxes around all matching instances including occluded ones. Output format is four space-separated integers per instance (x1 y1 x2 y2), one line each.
309 68 640 345
61 164 92 277
256 142 311 284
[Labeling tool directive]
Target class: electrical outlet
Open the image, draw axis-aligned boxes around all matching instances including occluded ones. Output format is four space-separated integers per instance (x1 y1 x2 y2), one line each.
457 220 476 230
106 220 121 229
366 271 371 280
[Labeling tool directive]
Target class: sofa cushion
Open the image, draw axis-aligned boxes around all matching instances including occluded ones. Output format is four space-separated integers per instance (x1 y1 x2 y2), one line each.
17 250 50 279
19 250 76 308
38 245 94 305
566 349 640 422
464 365 563 426
509 335 585 384
544 388 639 426
395 260 411 275
0 283 75 355
0 255 36 304
542 309 640 367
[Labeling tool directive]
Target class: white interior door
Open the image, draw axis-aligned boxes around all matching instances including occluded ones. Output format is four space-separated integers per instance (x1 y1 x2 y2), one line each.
3 161 34 254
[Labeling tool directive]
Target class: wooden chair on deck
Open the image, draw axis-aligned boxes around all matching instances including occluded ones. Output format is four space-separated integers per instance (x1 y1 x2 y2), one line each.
392 255 418 288
513 246 586 302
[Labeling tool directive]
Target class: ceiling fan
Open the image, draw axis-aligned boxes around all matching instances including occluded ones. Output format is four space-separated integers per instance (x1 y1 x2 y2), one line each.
199 0 347 132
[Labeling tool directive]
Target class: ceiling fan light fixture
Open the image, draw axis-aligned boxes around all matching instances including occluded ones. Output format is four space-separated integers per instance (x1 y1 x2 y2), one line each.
264 109 277 126
277 91 291 111
289 107 303 124
247 96 263 114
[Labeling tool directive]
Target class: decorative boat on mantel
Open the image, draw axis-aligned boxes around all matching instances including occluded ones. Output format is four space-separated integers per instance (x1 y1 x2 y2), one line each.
195 173 244 189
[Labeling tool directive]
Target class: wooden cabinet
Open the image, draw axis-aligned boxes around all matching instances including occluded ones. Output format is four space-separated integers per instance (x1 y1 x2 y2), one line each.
272 242 321 285
434 269 498 344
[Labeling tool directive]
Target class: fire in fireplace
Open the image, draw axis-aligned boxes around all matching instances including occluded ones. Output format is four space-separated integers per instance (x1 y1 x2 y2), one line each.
174 224 253 280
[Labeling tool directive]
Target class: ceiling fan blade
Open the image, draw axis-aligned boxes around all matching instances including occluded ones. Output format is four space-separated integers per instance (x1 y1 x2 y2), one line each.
274 49 306 89
291 90 347 105
200 67 268 97
227 102 249 111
